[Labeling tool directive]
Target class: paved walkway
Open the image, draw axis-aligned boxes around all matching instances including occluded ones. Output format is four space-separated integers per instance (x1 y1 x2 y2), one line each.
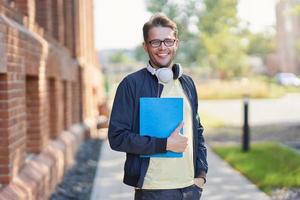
90 139 270 200
200 93 300 126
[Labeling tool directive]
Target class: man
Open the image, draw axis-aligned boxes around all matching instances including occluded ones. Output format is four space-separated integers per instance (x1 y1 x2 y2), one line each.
108 13 208 200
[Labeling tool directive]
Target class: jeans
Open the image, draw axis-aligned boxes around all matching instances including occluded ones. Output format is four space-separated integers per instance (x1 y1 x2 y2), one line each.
134 184 203 200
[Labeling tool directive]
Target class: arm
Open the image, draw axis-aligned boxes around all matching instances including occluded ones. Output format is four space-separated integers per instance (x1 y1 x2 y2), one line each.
195 113 208 183
108 78 167 155
191 78 208 182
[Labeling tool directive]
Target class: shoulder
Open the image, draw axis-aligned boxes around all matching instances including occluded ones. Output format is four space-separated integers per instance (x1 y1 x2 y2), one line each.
180 74 196 87
181 74 193 81
122 67 148 83
117 67 148 91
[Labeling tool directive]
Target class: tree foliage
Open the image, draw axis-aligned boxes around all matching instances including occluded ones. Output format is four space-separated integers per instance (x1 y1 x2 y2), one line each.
198 0 250 78
109 52 127 63
141 0 276 79
290 4 300 15
244 30 276 59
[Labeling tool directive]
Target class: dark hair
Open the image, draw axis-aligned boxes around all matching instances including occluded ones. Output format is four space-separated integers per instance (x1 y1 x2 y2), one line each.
143 13 178 41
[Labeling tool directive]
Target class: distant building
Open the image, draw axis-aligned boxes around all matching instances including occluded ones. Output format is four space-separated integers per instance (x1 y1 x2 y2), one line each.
0 0 104 199
276 0 300 74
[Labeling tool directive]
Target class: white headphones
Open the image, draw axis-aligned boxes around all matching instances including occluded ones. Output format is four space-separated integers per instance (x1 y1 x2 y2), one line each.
146 62 183 84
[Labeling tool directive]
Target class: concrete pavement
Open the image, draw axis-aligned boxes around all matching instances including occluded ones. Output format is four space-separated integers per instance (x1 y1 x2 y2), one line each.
90 139 270 200
90 139 134 200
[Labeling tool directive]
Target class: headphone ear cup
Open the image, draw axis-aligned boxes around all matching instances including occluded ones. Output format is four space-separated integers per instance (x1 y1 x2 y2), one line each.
172 63 182 79
156 68 173 84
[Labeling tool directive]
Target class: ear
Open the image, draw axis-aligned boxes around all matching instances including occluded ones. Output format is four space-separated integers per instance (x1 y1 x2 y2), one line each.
143 42 148 53
175 39 180 49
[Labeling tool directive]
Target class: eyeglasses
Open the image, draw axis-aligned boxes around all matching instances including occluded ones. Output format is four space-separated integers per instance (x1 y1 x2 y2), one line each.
148 39 177 48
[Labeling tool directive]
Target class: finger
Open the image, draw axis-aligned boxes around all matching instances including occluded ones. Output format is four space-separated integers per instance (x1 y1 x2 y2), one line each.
175 122 184 132
179 121 184 128
171 122 184 136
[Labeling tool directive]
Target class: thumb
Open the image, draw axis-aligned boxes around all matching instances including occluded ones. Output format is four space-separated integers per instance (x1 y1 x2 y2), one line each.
172 122 184 136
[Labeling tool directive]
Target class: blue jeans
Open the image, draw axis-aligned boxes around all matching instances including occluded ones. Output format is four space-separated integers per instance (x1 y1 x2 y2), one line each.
134 184 203 200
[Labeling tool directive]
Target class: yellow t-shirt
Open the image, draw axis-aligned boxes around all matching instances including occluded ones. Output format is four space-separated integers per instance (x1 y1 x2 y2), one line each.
142 79 194 189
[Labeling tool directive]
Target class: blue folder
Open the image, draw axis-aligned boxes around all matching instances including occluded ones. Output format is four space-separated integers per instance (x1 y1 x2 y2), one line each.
140 97 183 158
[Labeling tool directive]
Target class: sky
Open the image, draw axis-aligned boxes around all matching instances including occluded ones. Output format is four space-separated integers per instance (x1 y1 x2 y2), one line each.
237 0 276 32
94 0 276 51
94 0 151 50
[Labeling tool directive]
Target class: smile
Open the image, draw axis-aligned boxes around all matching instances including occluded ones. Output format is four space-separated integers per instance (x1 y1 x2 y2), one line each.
157 53 169 57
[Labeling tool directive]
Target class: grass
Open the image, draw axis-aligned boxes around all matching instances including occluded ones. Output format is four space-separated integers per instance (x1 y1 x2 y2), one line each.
212 142 300 193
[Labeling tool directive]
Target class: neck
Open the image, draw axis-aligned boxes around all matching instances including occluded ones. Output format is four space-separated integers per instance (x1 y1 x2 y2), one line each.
149 61 172 69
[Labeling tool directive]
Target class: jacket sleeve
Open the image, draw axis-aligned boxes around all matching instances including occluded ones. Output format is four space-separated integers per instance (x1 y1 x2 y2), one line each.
195 113 208 181
108 77 167 155
191 78 208 180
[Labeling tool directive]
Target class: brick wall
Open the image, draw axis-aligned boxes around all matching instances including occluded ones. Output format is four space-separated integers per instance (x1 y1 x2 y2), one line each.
0 0 104 199
26 76 43 153
0 23 6 72
35 0 53 35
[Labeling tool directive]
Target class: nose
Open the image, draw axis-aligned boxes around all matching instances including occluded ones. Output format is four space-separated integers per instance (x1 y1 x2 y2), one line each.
158 42 167 50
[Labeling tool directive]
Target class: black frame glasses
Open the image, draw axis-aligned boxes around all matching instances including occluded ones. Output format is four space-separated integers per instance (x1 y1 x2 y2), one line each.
148 39 177 48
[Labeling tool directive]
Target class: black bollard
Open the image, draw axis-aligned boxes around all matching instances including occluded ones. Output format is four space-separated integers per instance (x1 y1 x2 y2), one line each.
242 96 250 152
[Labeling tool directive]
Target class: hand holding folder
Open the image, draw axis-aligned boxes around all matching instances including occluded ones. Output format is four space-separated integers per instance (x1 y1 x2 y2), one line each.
166 122 188 153
140 97 185 158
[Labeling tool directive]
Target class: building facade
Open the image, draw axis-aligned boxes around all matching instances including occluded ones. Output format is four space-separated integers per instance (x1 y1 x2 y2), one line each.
0 0 104 199
276 0 300 74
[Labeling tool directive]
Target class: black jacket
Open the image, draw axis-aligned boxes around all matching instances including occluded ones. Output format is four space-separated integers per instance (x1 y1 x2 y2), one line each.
108 67 208 188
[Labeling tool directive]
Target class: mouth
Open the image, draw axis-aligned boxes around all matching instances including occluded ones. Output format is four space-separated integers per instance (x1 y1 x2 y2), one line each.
157 52 169 58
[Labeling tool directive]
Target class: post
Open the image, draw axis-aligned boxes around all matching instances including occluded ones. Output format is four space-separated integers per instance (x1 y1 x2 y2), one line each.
242 96 250 152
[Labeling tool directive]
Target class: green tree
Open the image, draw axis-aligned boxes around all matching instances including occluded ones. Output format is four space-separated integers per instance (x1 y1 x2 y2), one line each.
244 31 276 59
143 0 249 78
134 45 148 62
109 51 131 64
199 0 249 79
290 4 300 15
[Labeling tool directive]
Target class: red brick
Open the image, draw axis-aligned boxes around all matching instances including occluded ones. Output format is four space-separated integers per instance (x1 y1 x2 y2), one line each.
0 157 10 165
0 91 8 100
0 167 10 174
0 82 8 90
0 110 9 118
0 23 7 34
0 119 8 128
0 129 9 137
0 138 9 146
0 175 10 184
0 74 7 81
0 147 9 156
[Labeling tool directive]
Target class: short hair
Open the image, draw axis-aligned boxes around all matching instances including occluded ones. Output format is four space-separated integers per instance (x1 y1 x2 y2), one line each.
143 13 178 42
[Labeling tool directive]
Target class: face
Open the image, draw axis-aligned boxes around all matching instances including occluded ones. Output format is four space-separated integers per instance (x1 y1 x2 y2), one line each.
143 26 179 68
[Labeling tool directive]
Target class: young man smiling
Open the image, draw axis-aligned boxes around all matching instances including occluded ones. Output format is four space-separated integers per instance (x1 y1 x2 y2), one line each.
108 13 208 200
